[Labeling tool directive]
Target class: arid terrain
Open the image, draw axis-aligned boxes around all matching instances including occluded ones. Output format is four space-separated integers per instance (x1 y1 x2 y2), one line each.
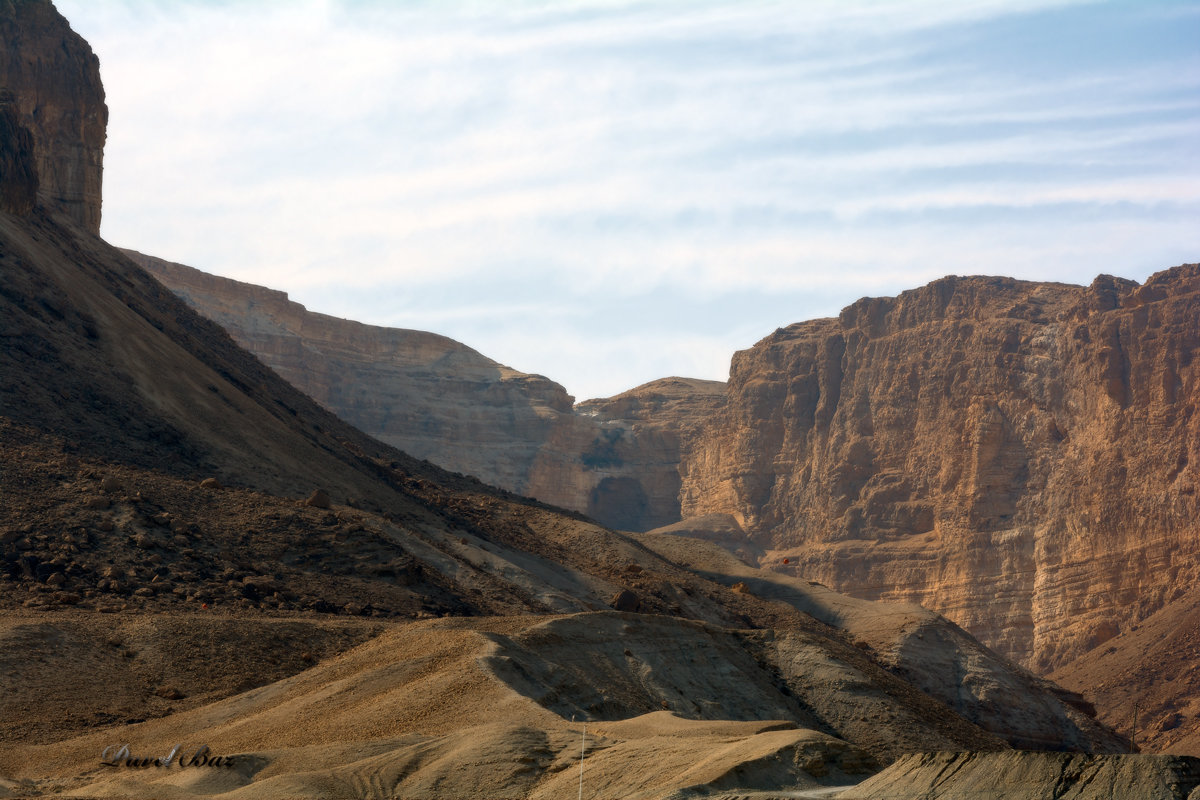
3 1 1199 798
144 211 1200 754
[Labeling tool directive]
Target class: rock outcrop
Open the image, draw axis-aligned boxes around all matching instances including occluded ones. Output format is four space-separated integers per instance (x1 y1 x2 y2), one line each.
122 249 726 531
0 89 37 215
0 0 106 232
530 376 725 530
681 269 1200 673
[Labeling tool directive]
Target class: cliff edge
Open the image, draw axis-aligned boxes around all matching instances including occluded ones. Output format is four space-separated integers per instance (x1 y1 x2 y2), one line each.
682 268 1200 674
0 0 106 233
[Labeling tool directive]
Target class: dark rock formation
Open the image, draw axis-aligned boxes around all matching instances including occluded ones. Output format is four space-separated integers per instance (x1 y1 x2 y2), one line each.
0 89 37 215
0 0 107 232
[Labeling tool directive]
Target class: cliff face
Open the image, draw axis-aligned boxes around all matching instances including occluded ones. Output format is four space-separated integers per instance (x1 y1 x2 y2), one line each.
681 267 1200 672
0 89 37 215
0 0 106 233
131 244 1200 675
531 376 726 531
125 250 725 532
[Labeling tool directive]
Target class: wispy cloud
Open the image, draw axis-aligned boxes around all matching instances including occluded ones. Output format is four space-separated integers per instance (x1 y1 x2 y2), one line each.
54 0 1200 400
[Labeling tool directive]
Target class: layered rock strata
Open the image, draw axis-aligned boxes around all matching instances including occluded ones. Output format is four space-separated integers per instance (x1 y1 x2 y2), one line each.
0 0 106 232
123 249 725 531
681 268 1200 672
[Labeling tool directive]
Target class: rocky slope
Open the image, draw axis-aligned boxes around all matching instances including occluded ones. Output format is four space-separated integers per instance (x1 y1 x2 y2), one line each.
1051 586 1200 756
0 0 105 232
122 249 725 532
681 270 1200 675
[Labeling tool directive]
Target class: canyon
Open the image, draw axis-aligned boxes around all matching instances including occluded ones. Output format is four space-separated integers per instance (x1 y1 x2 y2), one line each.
4 2 1151 797
139 240 1200 690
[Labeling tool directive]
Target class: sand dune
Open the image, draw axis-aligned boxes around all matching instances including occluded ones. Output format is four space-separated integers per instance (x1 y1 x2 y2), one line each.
5 614 884 799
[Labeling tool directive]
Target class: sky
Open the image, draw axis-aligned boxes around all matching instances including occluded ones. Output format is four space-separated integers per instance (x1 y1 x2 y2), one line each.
55 0 1200 401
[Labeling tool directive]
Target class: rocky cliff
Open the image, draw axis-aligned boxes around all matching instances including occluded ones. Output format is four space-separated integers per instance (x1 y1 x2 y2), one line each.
681 268 1200 673
123 250 725 532
0 89 37 215
0 0 106 233
132 249 1200 679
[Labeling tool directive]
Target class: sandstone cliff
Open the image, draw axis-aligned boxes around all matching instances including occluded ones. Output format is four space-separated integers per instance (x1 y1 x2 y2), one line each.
133 247 1200 682
531 376 725 530
0 0 106 233
123 250 725 532
681 268 1200 673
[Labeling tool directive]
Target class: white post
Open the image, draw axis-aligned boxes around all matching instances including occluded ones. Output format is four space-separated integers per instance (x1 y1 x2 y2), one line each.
578 721 586 800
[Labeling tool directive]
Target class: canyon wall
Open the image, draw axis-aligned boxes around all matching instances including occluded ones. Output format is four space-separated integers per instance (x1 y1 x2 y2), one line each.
0 89 37 215
132 250 1200 675
0 0 106 233
131 248 1200 675
681 268 1200 672
124 250 724 532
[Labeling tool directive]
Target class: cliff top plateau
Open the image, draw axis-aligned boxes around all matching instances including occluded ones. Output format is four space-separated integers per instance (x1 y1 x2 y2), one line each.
0 0 105 233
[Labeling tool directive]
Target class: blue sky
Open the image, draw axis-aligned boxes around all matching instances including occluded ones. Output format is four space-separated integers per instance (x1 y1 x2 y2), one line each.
56 0 1200 401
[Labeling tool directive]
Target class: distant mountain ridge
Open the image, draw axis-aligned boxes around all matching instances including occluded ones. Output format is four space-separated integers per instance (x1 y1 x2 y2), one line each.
134 243 1200 687
124 248 725 532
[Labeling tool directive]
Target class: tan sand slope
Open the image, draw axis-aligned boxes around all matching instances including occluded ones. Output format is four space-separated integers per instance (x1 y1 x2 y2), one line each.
2 614 881 799
838 751 1200 800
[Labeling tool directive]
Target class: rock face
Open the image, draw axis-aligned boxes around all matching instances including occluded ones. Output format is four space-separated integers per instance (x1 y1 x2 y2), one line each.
531 376 726 530
0 0 106 233
123 249 725 532
0 90 37 215
132 250 1200 680
681 269 1200 673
